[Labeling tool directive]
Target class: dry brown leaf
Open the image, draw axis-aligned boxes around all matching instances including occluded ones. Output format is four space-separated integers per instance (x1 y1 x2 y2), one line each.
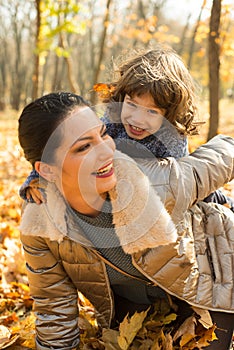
0 326 11 346
0 334 19 349
161 330 173 350
191 307 213 329
173 315 196 343
181 324 218 350
118 310 148 350
101 328 120 350
0 325 19 349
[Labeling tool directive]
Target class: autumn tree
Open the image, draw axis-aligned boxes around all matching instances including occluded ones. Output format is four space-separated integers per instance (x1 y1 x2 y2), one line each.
187 0 206 70
89 0 112 103
0 0 35 109
32 0 41 100
1 0 234 108
207 0 221 140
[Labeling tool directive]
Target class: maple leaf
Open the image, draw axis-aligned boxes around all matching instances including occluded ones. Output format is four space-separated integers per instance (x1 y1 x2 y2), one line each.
191 307 213 329
181 324 218 350
173 315 197 345
93 83 116 99
117 309 148 350
101 328 120 350
11 312 36 349
0 325 19 349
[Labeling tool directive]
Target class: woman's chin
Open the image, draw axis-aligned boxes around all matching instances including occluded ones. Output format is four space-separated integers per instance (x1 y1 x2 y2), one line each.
96 174 117 194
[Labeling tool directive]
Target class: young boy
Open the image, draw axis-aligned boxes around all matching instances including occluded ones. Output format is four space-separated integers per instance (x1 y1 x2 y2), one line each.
99 45 234 210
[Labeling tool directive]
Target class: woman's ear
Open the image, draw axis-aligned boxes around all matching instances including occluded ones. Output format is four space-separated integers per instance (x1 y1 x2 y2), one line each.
35 161 56 182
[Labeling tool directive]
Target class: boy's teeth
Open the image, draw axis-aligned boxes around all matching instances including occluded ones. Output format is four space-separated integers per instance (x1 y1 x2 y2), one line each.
131 125 143 131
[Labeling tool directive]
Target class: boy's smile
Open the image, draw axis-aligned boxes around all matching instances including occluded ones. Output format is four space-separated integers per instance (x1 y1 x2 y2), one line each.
121 93 165 140
128 124 149 137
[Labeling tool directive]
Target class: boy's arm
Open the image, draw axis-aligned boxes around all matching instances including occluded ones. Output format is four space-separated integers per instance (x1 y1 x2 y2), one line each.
170 134 234 220
19 169 45 204
137 134 234 221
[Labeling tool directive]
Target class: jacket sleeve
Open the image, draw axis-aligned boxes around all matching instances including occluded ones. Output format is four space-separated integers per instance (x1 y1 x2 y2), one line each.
20 234 80 350
170 134 234 211
138 134 234 222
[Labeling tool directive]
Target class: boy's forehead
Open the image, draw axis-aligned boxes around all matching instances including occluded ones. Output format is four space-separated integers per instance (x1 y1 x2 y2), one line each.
128 92 157 107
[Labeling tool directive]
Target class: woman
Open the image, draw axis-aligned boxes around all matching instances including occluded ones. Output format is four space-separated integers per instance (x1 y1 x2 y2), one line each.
18 92 234 350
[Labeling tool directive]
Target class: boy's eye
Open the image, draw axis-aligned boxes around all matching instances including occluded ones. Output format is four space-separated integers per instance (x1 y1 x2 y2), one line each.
147 109 160 115
126 100 137 108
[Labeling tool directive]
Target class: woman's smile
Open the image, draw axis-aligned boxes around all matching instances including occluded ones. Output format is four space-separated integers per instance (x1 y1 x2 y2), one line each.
93 161 114 178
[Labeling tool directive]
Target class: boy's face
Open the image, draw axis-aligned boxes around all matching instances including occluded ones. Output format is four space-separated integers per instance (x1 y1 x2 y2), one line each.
121 93 165 140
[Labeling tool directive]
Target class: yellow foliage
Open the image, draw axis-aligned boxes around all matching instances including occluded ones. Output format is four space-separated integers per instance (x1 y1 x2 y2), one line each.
118 310 148 349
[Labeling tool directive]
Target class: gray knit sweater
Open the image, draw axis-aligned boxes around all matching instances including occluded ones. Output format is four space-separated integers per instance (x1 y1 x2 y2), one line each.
71 199 167 304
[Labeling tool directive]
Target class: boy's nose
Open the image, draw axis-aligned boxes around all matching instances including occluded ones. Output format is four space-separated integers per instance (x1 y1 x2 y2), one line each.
130 109 146 126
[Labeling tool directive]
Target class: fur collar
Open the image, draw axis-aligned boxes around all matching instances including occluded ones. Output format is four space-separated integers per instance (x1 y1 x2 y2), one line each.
20 151 177 254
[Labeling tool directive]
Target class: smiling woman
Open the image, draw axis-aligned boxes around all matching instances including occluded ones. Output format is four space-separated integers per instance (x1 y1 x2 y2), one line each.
18 92 234 350
36 106 116 217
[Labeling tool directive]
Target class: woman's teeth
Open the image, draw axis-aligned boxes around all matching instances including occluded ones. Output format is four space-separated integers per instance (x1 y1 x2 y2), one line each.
96 163 113 175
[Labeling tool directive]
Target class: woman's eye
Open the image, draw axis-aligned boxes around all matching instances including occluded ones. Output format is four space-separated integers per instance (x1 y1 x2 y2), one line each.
75 144 91 152
101 129 108 138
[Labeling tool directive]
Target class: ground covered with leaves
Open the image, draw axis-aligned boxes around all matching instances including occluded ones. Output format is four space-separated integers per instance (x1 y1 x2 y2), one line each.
0 116 234 349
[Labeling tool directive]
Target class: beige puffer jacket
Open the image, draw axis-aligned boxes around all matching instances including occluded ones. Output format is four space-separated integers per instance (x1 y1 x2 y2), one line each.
20 135 234 350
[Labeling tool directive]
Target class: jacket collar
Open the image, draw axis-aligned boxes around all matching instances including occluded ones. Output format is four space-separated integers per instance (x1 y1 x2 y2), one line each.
20 151 177 253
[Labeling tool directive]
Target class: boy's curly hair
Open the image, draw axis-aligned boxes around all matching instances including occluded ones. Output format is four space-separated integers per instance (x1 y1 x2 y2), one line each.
103 45 201 135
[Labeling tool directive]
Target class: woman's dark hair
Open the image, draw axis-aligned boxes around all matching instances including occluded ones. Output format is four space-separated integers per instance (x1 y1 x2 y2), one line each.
18 92 90 166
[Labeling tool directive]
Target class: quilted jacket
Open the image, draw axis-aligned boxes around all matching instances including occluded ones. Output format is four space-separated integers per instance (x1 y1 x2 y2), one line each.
19 135 234 349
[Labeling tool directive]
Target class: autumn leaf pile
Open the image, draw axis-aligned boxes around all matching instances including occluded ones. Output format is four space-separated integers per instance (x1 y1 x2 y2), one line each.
0 119 234 349
78 298 218 350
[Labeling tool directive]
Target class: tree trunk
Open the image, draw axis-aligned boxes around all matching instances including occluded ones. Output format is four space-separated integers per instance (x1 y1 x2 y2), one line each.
51 52 60 91
187 0 206 70
90 0 112 104
32 0 41 100
177 13 191 56
59 32 80 94
207 0 221 140
58 3 80 94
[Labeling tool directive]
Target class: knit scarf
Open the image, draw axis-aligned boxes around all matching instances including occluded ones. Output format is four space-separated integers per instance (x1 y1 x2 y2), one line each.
101 115 188 159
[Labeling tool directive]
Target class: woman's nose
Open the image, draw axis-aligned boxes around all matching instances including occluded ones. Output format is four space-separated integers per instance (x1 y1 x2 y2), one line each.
97 138 115 160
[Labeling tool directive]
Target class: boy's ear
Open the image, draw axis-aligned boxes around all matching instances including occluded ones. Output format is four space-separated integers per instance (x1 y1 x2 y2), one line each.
35 161 56 182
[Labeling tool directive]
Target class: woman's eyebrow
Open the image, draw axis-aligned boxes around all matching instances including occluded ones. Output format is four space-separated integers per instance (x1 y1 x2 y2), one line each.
71 124 106 146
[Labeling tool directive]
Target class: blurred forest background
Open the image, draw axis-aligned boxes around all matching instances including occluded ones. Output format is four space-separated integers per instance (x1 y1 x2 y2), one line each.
0 0 234 348
0 0 234 138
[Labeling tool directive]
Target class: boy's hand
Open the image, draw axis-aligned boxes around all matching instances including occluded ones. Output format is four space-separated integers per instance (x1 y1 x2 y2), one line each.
26 178 46 204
